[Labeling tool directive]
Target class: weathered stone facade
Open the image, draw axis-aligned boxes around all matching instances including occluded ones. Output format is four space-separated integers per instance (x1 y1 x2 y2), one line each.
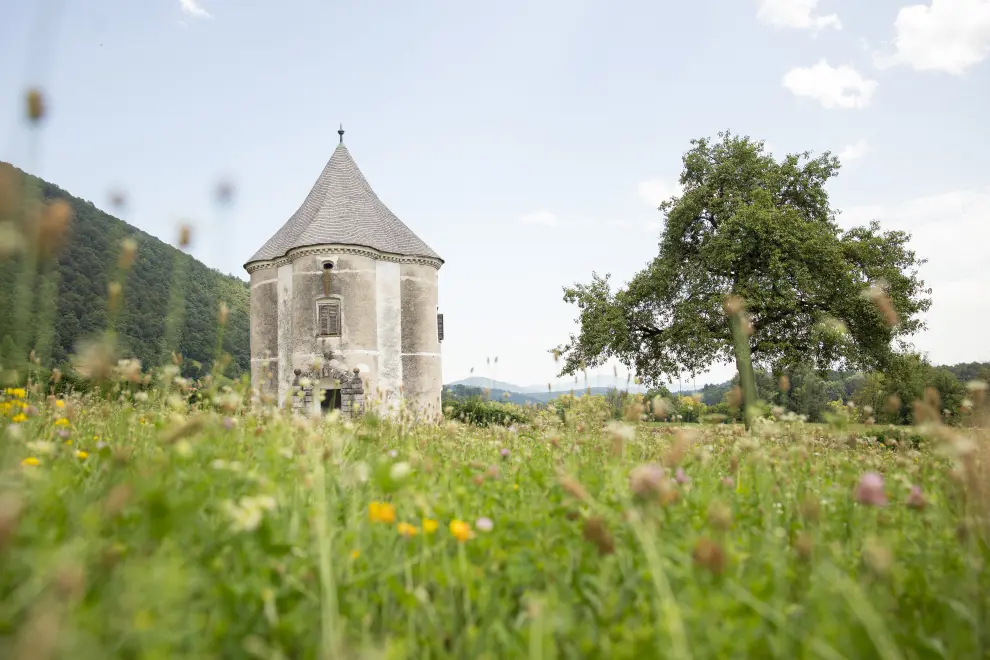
244 132 444 420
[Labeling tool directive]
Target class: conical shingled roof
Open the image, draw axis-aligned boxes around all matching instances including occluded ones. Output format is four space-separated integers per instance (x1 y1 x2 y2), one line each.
246 142 441 266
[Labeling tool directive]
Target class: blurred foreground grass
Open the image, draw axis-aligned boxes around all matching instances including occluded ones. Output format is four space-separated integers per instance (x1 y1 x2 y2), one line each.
1 381 989 660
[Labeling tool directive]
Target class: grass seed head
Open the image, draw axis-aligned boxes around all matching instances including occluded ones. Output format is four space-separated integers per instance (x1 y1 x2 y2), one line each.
582 516 615 555
692 537 725 575
118 237 137 270
38 199 72 257
25 88 45 122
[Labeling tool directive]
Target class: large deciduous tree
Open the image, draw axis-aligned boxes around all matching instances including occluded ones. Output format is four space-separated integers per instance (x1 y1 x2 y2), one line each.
553 132 931 390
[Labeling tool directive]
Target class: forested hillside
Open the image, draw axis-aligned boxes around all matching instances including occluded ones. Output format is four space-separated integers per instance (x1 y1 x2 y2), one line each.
0 162 249 379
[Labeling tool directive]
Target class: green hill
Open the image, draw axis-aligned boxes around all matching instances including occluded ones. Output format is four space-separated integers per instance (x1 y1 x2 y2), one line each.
0 162 249 379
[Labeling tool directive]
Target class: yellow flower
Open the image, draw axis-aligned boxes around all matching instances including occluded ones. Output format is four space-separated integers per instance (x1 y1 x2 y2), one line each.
76 450 88 459
350 549 360 559
11 413 27 423
54 418 69 427
5 388 26 399
449 519 472 542
368 501 396 524
55 399 65 408
422 518 439 534
397 522 419 537
21 457 40 467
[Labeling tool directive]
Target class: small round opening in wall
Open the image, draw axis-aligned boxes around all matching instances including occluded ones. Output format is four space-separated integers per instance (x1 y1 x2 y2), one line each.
323 262 334 271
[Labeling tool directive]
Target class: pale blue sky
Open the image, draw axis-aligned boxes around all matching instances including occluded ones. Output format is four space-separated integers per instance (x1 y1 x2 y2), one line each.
2 0 988 388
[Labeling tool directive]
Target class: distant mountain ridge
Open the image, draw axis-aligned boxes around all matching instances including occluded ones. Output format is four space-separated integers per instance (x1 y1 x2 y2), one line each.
448 375 651 395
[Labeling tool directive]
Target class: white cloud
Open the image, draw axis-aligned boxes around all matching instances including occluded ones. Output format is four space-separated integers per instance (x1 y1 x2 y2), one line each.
840 187 990 364
757 0 842 30
518 211 559 227
637 178 683 207
874 0 990 75
838 139 870 163
782 60 878 109
179 0 212 19
608 219 633 229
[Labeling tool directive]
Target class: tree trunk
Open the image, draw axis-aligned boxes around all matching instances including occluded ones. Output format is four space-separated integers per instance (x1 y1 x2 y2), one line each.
730 320 758 430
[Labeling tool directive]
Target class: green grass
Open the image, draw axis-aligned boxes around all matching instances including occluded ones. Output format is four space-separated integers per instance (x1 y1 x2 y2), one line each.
1 386 988 659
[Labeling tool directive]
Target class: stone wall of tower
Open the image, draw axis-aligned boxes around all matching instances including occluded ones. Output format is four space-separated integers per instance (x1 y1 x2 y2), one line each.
286 251 380 415
249 266 278 399
400 262 442 421
250 249 441 420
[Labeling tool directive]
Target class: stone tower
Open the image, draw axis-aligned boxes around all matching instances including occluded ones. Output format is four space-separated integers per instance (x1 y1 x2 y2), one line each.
244 128 444 420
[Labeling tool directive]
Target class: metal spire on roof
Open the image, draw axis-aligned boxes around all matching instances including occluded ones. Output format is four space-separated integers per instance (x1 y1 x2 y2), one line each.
338 124 345 143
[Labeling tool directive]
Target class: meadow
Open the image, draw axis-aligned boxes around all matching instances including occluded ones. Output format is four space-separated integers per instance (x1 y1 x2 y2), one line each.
2 86 989 660
1 375 989 659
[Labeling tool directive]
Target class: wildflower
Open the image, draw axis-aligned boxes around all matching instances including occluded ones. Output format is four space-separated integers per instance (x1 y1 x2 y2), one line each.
500 448 510 459
906 485 925 510
475 516 494 532
58 430 70 440
11 413 27 423
721 476 735 488
388 449 398 458
629 463 665 497
222 495 276 533
422 518 439 534
350 550 360 559
21 457 40 467
368 501 396 524
397 522 419 538
449 519 472 542
707 500 732 531
675 467 691 485
54 418 69 427
854 472 887 506
223 417 235 431
389 462 412 480
27 441 55 455
76 450 88 459
54 399 65 409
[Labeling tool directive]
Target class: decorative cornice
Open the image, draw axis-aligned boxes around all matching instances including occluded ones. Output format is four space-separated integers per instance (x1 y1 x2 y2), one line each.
244 243 443 274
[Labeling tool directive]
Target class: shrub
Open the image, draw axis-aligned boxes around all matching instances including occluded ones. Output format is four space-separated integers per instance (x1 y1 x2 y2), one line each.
443 396 528 427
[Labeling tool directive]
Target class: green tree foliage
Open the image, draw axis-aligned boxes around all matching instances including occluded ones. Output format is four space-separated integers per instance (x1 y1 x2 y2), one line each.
853 353 968 425
0 163 249 378
553 132 931 392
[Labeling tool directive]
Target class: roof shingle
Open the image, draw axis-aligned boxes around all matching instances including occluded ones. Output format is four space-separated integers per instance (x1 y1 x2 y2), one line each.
246 143 441 265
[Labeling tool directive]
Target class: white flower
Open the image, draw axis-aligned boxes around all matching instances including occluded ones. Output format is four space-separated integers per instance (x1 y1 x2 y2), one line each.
389 462 412 481
27 440 56 456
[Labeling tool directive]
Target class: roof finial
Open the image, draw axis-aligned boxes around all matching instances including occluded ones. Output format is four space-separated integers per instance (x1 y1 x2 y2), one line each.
338 123 345 143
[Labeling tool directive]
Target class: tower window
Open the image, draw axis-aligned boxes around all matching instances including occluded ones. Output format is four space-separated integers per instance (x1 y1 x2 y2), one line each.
318 301 341 336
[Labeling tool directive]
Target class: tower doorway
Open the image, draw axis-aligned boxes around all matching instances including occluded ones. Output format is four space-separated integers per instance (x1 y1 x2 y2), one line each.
321 388 342 414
